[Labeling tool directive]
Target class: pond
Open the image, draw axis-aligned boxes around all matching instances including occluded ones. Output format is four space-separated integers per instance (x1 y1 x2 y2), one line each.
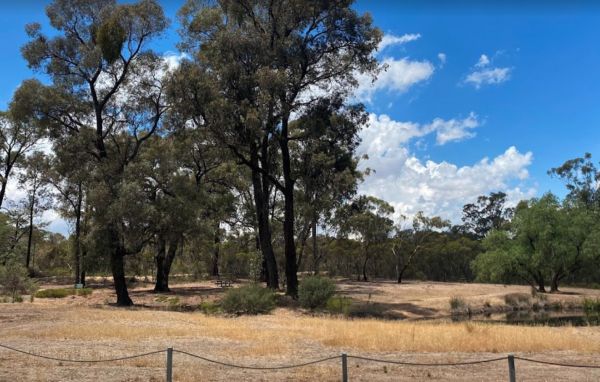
448 310 600 326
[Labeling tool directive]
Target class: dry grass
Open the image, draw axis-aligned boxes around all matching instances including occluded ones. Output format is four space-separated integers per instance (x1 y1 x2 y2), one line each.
3 306 600 354
2 297 600 381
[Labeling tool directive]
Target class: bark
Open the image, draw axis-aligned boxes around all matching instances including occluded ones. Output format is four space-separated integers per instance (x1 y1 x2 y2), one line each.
311 216 320 275
279 118 298 297
550 271 562 293
211 226 220 277
362 244 370 282
154 237 167 292
73 183 83 285
250 152 279 289
111 235 133 306
25 194 35 270
154 238 178 292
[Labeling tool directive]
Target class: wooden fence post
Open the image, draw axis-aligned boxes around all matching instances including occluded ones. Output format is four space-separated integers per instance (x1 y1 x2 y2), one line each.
166 347 173 382
508 354 516 382
341 353 348 382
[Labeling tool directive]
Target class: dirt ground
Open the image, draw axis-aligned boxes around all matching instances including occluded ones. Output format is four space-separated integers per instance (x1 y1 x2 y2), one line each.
1 280 600 381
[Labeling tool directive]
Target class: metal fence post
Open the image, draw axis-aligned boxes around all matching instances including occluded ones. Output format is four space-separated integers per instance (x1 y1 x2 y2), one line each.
507 354 516 382
341 353 348 382
166 347 173 382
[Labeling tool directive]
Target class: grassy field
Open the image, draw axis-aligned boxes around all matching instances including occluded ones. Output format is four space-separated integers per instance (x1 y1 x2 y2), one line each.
1 280 600 381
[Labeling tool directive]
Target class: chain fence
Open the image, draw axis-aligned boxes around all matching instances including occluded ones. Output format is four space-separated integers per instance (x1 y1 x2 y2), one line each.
1 342 600 381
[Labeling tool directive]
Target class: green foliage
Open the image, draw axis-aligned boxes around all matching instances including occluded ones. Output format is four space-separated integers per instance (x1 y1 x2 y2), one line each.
0 261 38 302
199 300 221 315
221 284 276 315
35 287 92 299
583 298 600 317
325 296 353 316
298 276 336 310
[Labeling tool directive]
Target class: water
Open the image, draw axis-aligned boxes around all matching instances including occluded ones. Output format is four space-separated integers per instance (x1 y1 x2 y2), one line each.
448 310 600 326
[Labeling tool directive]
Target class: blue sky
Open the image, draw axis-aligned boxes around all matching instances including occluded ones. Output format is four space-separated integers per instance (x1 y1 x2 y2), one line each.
1 1 600 231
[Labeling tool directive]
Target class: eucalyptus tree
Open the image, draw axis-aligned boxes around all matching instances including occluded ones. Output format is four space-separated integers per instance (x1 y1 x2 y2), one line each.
549 153 600 211
18 151 52 271
18 0 169 305
43 138 90 284
337 196 394 281
393 212 450 284
0 110 42 209
292 97 366 273
461 192 513 239
178 0 381 296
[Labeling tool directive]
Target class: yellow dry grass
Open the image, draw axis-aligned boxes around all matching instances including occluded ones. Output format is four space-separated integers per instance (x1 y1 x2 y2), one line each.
5 306 600 355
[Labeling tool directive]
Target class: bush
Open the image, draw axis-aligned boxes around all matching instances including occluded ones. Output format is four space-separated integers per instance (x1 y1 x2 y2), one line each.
0 261 38 302
326 296 353 316
199 300 221 315
35 287 93 299
504 293 531 308
449 296 467 311
298 276 336 310
221 284 276 315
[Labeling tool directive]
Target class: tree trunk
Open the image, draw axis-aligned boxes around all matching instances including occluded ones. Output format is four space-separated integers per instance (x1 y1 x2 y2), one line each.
154 237 167 292
73 183 83 285
25 194 35 271
250 159 278 289
111 242 132 306
0 178 7 210
109 226 132 306
362 245 369 282
312 217 319 275
279 119 298 297
550 272 561 293
211 225 220 277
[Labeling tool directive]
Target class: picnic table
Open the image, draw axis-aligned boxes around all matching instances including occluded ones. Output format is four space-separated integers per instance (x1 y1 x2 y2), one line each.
214 277 233 288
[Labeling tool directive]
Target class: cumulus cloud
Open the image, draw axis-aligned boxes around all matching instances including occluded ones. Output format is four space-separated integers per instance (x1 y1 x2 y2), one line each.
358 113 534 223
378 33 421 51
464 53 512 89
361 112 480 158
355 57 434 102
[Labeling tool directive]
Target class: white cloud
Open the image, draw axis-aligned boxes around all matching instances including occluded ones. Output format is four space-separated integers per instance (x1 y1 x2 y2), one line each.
465 67 511 89
437 53 447 67
464 53 512 89
378 33 421 51
358 113 534 223
475 54 490 68
361 112 480 160
355 57 434 102
428 112 479 145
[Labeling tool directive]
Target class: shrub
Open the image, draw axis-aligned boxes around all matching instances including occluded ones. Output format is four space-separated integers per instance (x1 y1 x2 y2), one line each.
35 287 93 299
221 284 276 315
450 296 467 311
504 293 531 308
199 300 221 315
298 276 336 310
583 298 600 315
326 296 353 316
0 261 38 302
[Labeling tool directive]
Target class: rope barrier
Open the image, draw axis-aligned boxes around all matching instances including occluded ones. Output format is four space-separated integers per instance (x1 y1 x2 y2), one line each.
175 350 340 370
347 354 507 366
2 343 600 371
514 356 600 369
0 344 165 363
